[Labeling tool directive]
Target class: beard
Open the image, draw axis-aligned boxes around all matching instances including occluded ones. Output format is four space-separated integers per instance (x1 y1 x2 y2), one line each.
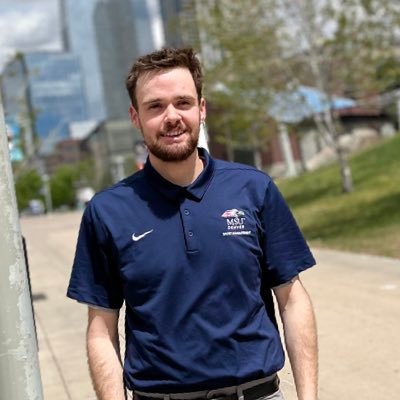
143 121 200 162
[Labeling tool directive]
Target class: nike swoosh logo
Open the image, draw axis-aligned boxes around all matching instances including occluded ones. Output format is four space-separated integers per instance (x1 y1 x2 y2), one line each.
132 229 153 242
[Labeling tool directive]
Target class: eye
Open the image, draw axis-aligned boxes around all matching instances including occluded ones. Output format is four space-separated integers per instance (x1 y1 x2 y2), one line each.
176 99 191 108
148 103 161 110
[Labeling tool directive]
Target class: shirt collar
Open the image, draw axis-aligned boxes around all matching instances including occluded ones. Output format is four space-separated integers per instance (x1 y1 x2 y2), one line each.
143 148 215 202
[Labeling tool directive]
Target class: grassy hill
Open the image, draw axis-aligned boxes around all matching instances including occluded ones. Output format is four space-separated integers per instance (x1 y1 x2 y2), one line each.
277 134 400 259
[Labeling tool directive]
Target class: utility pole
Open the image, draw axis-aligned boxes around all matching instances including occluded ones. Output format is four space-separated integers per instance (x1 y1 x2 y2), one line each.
0 92 44 398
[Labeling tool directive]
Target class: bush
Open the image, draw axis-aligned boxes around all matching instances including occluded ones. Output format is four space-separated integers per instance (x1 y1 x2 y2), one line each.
14 169 43 211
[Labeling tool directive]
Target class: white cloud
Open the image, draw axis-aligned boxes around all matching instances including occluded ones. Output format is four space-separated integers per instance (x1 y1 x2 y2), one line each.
0 0 61 71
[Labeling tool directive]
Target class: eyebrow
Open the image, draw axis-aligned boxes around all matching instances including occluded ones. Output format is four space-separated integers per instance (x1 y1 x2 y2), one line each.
142 98 162 107
176 95 195 101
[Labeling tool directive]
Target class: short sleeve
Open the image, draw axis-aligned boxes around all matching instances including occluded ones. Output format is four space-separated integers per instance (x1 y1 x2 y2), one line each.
261 179 316 287
66 202 124 309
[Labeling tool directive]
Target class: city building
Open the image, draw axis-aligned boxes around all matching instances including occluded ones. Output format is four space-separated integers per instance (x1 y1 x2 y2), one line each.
43 138 88 176
132 0 161 54
81 119 142 186
93 0 140 119
63 0 106 120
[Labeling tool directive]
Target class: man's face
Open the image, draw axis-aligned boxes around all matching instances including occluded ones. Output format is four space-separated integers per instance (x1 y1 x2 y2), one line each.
129 67 206 163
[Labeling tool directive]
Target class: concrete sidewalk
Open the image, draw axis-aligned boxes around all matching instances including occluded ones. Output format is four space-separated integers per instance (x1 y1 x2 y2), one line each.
20 211 400 400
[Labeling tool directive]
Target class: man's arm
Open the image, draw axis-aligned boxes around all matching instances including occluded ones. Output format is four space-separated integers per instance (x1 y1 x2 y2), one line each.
273 276 318 400
87 307 126 400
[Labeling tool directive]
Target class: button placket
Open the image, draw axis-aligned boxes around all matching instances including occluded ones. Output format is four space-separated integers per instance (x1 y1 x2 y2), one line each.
180 201 197 252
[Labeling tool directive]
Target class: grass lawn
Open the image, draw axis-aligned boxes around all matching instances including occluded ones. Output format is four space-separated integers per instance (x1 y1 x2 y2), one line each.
277 134 400 259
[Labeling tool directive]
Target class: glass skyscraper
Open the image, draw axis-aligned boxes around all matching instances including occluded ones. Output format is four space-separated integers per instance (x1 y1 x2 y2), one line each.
64 0 161 120
93 0 140 119
63 0 106 120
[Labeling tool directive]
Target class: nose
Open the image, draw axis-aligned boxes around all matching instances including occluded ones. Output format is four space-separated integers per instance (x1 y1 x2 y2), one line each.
164 104 181 124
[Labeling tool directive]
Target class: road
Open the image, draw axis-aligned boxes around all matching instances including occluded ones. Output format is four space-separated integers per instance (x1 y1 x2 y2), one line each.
20 211 400 399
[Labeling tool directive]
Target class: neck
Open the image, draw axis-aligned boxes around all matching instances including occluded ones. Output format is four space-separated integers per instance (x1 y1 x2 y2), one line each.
149 150 204 186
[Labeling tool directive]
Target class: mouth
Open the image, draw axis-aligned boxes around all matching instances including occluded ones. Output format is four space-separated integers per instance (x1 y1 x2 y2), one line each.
160 130 186 138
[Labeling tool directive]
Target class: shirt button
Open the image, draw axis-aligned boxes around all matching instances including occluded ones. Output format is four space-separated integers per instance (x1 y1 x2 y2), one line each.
184 209 190 215
188 231 193 237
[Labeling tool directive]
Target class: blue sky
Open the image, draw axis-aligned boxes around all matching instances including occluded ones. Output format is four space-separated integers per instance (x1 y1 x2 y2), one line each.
0 0 61 72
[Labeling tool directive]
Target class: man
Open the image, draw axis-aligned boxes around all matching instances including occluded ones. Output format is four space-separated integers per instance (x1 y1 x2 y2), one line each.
67 47 318 400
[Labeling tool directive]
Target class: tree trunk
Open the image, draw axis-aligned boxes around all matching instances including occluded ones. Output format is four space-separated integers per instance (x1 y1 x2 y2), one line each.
299 143 308 173
317 106 355 194
336 144 354 193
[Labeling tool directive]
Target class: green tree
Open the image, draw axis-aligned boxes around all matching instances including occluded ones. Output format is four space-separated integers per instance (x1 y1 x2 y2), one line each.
198 0 400 191
277 0 400 192
14 169 43 211
50 159 97 209
50 165 78 209
199 0 286 168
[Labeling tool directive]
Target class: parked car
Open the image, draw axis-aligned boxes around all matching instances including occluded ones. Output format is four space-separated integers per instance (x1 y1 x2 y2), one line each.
28 199 45 215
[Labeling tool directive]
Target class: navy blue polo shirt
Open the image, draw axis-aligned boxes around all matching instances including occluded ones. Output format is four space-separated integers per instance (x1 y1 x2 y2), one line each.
67 148 315 393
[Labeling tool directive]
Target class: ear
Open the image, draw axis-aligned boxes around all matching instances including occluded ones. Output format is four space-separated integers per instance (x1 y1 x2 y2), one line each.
199 98 206 122
129 105 140 129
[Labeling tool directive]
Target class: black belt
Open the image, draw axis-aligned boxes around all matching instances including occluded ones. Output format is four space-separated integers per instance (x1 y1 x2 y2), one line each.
135 376 280 400
241 376 280 400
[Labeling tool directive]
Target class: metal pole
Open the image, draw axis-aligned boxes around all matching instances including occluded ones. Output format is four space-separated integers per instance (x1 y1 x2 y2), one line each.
0 91 44 398
35 156 53 214
41 173 53 214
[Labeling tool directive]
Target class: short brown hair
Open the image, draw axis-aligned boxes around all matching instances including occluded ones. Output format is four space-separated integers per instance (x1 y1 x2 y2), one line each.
126 47 203 110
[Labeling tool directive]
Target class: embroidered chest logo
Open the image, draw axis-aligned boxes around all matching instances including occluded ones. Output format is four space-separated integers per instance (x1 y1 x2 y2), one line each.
132 229 153 242
221 209 251 237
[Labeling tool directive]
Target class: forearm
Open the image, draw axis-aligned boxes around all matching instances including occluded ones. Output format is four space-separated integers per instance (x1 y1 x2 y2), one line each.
281 289 318 400
87 334 126 400
86 307 126 400
274 278 318 400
